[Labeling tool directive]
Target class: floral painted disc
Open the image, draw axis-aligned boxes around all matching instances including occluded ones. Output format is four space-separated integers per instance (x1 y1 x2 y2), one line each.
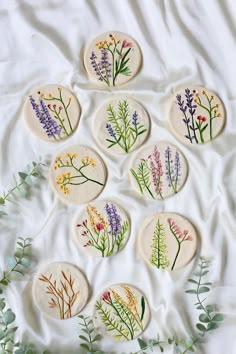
130 142 188 200
74 200 130 257
139 213 197 271
33 262 89 320
94 98 150 155
169 86 225 144
24 85 81 142
49 145 107 204
94 284 150 341
84 31 142 87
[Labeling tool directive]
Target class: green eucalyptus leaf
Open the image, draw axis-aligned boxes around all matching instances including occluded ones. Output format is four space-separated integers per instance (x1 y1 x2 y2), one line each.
207 322 219 330
5 326 18 335
196 323 207 332
80 343 90 350
18 172 28 180
199 314 210 323
92 334 102 342
19 257 31 268
198 286 210 294
212 314 224 322
187 279 198 284
138 338 147 349
0 210 7 216
6 256 17 269
185 289 197 294
0 279 8 286
79 335 89 342
0 197 5 205
206 305 215 313
25 176 33 186
0 329 5 340
3 309 15 324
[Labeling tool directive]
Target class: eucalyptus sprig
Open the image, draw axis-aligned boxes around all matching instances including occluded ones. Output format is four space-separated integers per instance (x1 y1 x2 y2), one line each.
78 315 104 354
0 238 32 288
135 337 166 353
0 162 45 216
0 288 18 353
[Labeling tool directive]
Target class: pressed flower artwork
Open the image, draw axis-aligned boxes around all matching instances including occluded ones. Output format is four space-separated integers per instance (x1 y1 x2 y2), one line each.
94 284 150 341
24 85 81 142
130 142 188 200
33 262 89 320
49 145 107 204
169 86 225 144
84 31 142 87
94 98 150 155
139 213 197 271
74 201 130 257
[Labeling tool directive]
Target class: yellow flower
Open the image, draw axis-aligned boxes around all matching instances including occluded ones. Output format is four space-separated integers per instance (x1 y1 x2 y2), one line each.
202 90 206 95
216 103 219 108
195 93 199 97
72 153 78 159
66 152 71 158
122 285 137 309
48 93 52 98
87 204 107 231
55 155 61 163
58 87 62 91
218 113 221 117
40 93 45 98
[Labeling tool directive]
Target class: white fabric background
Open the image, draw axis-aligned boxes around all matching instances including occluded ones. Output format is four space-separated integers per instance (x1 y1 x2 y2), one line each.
0 0 236 353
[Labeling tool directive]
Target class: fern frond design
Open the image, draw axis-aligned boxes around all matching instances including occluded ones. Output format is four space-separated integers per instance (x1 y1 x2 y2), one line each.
130 160 154 199
150 219 169 269
105 100 147 153
95 301 130 341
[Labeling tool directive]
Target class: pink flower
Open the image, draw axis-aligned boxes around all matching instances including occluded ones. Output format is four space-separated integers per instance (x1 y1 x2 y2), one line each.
186 236 193 241
183 230 188 236
59 106 63 111
122 40 133 48
102 291 111 302
53 104 56 109
96 223 104 231
167 218 173 224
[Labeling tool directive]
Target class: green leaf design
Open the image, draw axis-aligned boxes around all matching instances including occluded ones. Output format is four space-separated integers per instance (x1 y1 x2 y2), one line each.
212 314 224 322
131 161 154 199
196 323 207 332
140 296 145 321
149 219 169 269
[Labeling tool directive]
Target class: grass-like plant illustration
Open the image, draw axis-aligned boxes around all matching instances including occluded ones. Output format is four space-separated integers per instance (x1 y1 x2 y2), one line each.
167 218 193 270
176 88 222 143
29 87 75 140
90 33 133 86
149 219 169 269
95 286 146 341
54 153 104 195
131 146 182 199
77 203 129 257
105 100 147 153
39 271 80 319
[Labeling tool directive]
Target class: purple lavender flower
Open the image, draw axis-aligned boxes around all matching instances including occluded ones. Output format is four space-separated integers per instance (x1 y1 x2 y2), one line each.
165 147 181 193
106 123 116 138
100 48 112 78
176 94 187 114
132 111 139 127
105 203 121 236
148 145 163 198
185 88 198 143
29 96 61 138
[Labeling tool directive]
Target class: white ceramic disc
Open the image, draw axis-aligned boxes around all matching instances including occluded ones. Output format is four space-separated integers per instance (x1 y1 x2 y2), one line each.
74 200 130 257
24 84 81 142
84 31 142 87
49 145 107 204
139 213 197 271
33 262 89 320
94 98 150 155
130 142 188 200
169 86 225 144
94 284 150 341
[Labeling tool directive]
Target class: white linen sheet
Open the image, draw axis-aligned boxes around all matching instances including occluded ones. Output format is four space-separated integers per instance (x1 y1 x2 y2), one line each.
0 0 236 353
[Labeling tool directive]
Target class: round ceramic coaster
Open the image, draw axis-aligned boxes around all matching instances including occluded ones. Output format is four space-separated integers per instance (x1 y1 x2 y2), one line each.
84 31 142 87
49 145 107 204
74 200 130 257
94 98 150 155
169 86 225 144
139 213 197 271
24 84 80 142
130 142 188 200
94 284 150 341
33 262 89 320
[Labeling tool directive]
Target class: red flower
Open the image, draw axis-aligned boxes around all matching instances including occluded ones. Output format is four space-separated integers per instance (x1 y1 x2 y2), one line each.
77 224 82 227
122 40 132 48
48 104 51 109
96 223 104 231
82 220 87 227
53 104 56 109
59 106 63 111
102 291 111 302
197 115 207 122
